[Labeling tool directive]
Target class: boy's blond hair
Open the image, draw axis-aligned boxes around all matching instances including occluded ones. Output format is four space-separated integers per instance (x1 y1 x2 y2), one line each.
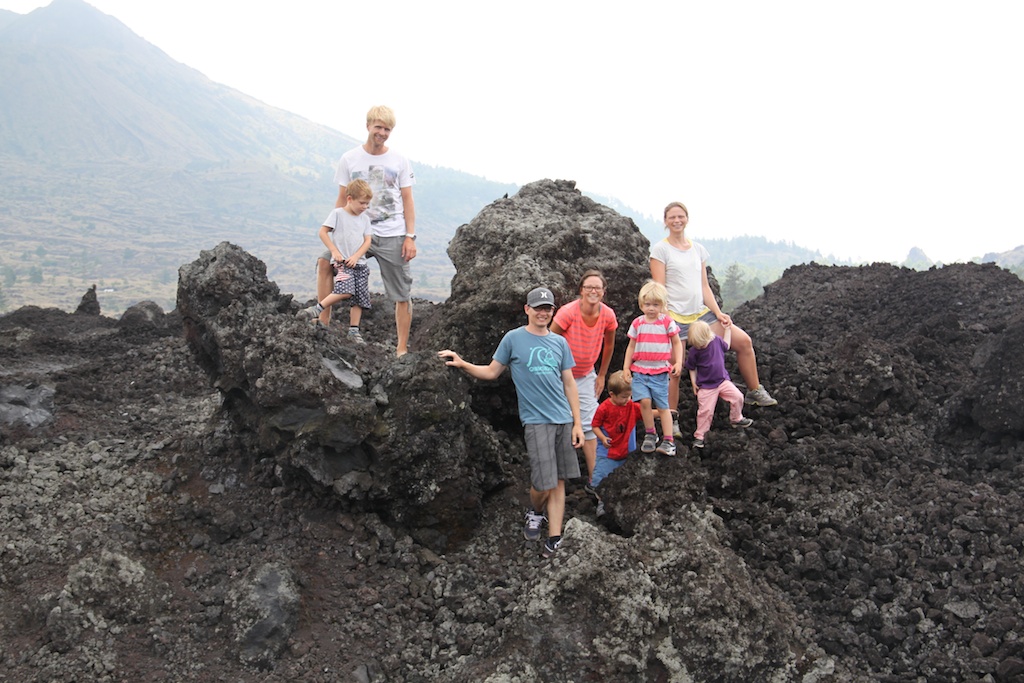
638 280 668 311
346 179 373 201
606 370 631 395
687 320 714 349
366 105 396 128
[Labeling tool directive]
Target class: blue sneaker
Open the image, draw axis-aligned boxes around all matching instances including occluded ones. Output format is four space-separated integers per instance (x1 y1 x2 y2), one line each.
542 536 562 558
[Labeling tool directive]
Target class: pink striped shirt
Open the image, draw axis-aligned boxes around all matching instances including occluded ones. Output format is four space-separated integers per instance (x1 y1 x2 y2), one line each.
627 314 680 374
553 300 618 379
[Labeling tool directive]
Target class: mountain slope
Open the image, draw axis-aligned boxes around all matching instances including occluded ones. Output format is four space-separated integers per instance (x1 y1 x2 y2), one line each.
0 0 515 313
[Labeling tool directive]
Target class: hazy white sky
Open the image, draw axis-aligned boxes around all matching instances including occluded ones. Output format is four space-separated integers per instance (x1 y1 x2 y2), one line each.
5 0 1023 263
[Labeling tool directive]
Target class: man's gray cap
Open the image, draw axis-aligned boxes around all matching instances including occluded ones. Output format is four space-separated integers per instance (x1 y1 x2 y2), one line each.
526 287 556 308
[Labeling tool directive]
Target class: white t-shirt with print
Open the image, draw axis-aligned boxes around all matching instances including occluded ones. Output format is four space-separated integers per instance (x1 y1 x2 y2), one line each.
334 147 415 238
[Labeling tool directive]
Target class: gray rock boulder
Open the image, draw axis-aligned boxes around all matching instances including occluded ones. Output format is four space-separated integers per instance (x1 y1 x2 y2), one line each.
434 179 650 357
118 300 167 331
430 179 651 426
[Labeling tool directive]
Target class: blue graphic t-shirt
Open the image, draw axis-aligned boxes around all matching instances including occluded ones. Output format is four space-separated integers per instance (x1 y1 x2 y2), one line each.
494 327 576 425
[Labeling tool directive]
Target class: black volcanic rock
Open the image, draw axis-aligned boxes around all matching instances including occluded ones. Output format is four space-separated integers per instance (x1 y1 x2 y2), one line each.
437 179 650 354
3 187 1024 682
430 178 652 427
965 310 1024 434
175 241 506 552
73 284 100 316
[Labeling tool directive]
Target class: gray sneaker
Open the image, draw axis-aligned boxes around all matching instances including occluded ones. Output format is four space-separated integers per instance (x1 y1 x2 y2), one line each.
731 417 754 428
655 439 677 456
347 328 366 344
641 433 658 453
744 385 778 407
524 510 546 541
692 438 705 449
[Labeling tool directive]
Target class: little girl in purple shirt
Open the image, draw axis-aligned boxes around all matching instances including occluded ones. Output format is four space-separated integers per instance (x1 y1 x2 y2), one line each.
683 320 753 448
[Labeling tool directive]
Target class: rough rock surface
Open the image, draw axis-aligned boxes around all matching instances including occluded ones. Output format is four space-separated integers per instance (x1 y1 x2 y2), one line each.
74 285 101 316
0 180 1022 682
429 178 652 429
175 242 507 552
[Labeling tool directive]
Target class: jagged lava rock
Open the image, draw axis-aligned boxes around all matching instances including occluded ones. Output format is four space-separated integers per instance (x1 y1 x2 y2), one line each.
431 179 651 426
435 178 650 356
176 242 506 551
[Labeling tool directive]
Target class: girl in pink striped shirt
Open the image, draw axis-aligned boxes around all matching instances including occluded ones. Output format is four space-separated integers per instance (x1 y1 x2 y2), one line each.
622 281 683 456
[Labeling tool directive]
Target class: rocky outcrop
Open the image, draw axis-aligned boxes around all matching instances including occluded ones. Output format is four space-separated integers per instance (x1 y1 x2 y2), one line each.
74 285 100 316
175 242 506 551
430 179 652 427
436 179 650 355
965 311 1024 434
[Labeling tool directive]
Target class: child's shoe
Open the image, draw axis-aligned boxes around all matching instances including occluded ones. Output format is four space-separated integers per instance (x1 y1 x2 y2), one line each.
731 417 754 428
297 303 324 321
640 433 658 453
670 411 683 439
347 328 366 344
691 438 705 449
655 439 676 456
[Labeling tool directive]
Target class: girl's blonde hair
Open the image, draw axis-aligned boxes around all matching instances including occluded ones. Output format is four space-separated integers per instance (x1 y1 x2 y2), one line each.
687 320 714 349
638 280 668 311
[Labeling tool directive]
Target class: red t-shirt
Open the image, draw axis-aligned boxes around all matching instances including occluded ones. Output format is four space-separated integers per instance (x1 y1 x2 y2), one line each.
592 399 643 460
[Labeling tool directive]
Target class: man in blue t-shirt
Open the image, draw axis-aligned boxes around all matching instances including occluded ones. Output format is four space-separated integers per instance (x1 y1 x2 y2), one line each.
439 287 583 559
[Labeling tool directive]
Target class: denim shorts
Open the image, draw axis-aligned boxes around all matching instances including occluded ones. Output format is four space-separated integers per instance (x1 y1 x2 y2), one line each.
590 429 637 487
629 371 670 410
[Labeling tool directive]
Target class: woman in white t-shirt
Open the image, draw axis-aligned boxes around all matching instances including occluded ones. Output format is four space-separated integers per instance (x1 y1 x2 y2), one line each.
649 202 777 432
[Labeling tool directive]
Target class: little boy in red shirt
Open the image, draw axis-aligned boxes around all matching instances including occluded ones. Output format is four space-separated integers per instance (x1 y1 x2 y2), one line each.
590 371 643 495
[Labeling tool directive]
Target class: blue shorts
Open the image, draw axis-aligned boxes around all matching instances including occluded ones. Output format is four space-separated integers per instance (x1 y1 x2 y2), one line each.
630 371 670 410
591 429 637 487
